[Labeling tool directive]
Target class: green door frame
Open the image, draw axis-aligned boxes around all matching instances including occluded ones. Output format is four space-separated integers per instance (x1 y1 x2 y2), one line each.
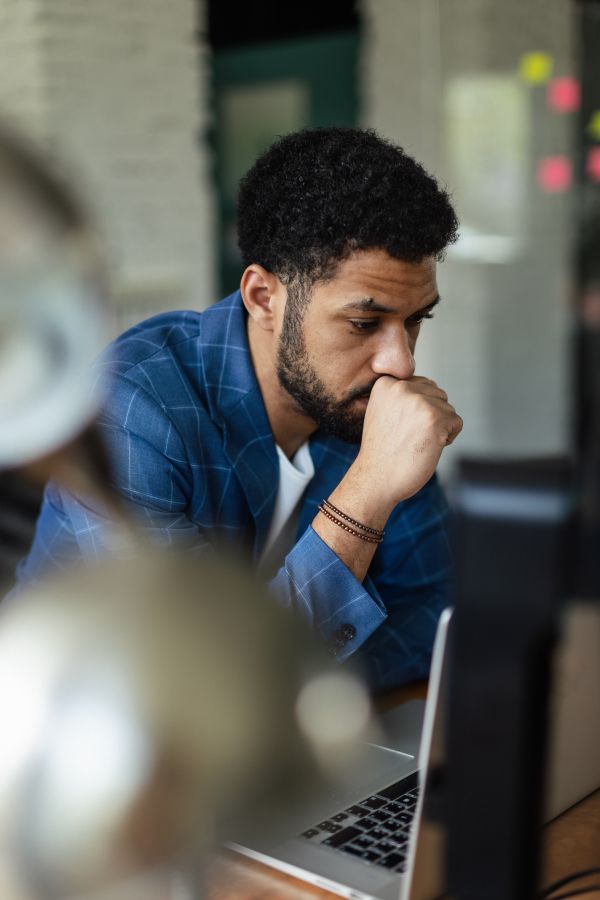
212 30 360 296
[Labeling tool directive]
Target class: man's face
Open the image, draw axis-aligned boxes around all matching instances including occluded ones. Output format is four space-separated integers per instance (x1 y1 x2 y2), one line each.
276 249 439 443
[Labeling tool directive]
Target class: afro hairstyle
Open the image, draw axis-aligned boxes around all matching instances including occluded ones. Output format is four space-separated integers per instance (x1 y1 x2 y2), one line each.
237 126 458 287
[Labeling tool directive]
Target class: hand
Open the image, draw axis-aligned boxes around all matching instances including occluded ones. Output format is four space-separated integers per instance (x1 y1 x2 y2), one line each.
354 375 462 511
311 375 461 587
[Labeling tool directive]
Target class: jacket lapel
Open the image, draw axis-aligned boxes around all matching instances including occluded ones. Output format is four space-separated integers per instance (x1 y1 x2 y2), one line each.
198 292 278 559
197 292 360 559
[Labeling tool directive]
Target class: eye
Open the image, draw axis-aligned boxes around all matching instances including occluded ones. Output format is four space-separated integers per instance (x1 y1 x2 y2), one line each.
408 311 435 326
349 319 378 332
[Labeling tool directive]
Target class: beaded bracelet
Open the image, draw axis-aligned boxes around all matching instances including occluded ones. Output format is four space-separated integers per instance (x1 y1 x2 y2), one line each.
322 498 385 537
318 504 383 544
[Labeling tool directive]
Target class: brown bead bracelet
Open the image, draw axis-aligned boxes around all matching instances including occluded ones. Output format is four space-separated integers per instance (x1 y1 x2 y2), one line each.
322 498 385 537
318 504 384 544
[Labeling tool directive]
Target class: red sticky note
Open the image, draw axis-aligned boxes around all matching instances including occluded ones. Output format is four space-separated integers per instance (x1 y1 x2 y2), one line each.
537 156 572 193
586 147 600 183
547 77 581 113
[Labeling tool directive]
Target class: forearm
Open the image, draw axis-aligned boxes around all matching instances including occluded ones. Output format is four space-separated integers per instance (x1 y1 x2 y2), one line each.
311 460 395 583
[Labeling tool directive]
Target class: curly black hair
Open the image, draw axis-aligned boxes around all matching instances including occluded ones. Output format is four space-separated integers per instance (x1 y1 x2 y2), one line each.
237 126 458 287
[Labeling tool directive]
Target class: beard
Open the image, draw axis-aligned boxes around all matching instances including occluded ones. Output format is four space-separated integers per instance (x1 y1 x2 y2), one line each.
276 298 376 445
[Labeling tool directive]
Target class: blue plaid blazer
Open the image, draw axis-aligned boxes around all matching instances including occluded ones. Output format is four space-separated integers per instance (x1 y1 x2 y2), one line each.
15 292 452 689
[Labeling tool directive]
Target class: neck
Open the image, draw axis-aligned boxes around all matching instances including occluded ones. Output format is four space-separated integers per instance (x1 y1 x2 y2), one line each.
247 317 317 458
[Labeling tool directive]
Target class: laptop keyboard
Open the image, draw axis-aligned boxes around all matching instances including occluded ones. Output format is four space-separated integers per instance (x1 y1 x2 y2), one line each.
299 771 419 875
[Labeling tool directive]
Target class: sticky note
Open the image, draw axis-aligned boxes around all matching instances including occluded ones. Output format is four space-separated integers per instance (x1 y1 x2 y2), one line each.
582 290 600 326
587 111 600 141
547 77 581 113
519 52 554 85
537 156 572 193
586 147 600 183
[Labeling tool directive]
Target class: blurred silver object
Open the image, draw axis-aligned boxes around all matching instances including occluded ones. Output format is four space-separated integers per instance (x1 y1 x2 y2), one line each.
0 554 342 900
0 129 113 597
0 128 108 469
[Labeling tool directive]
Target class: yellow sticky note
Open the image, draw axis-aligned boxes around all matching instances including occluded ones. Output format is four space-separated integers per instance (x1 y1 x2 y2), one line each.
587 111 600 141
519 52 554 85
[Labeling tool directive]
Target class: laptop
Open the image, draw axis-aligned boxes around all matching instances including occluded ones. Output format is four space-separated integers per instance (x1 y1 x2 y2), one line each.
225 609 453 900
225 599 600 900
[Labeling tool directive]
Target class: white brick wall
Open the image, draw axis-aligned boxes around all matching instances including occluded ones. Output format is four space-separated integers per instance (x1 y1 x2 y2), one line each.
0 0 216 330
0 0 46 138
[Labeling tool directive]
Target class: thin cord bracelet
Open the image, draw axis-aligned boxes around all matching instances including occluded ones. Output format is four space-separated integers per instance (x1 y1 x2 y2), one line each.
323 498 385 537
318 504 383 544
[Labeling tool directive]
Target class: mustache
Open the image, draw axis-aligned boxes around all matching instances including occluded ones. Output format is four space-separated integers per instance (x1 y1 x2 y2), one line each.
342 378 381 407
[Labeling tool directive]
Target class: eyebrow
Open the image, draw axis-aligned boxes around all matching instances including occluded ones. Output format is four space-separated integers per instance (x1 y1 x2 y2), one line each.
340 295 441 315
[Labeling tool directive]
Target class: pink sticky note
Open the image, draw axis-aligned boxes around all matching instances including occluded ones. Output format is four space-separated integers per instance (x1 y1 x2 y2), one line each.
547 77 581 113
586 147 600 183
582 289 600 326
537 156 572 193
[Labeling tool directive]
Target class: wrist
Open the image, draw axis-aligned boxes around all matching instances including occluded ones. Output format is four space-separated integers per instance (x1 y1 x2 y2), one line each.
329 464 396 534
318 499 384 543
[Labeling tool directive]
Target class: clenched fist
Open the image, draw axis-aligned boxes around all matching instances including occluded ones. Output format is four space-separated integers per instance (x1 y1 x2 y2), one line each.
312 373 461 584
357 375 462 509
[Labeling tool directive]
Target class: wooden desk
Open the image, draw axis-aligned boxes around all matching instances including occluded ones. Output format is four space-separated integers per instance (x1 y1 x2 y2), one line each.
207 682 600 900
541 788 600 897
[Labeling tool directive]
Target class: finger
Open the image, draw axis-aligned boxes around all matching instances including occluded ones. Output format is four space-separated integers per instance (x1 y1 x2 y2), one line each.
403 377 447 401
408 376 439 389
400 381 448 402
426 395 454 412
444 415 463 445
419 384 449 402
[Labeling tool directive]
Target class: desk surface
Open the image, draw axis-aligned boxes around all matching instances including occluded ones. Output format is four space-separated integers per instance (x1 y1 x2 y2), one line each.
207 680 600 900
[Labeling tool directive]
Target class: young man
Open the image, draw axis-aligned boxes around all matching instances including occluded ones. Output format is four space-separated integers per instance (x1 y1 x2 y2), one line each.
16 127 462 690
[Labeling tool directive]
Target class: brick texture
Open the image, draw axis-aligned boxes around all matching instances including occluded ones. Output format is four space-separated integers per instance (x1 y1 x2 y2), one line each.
0 0 216 329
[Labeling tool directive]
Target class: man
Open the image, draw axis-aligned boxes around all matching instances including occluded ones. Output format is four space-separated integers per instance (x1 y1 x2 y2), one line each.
15 127 462 690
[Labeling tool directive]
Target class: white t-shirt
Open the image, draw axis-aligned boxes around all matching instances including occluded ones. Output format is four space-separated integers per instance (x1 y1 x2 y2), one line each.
257 441 315 582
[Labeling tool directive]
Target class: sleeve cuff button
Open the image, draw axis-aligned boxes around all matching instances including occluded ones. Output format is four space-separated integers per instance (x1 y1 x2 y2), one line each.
327 624 356 654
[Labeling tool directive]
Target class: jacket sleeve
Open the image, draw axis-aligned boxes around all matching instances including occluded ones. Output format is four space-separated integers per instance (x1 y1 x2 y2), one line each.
267 474 453 680
354 475 453 690
10 377 212 594
267 525 388 662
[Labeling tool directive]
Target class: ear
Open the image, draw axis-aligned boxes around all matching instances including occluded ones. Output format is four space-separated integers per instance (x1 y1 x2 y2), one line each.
241 265 284 332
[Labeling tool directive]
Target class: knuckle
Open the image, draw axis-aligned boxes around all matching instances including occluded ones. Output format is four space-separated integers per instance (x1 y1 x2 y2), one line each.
424 406 439 426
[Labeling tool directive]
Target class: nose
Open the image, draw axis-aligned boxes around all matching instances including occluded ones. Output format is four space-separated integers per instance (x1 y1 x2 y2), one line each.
370 328 416 380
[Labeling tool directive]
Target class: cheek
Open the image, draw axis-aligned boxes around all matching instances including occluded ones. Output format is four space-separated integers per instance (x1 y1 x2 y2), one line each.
310 319 355 353
309 345 377 396
305 328 371 376
307 312 374 357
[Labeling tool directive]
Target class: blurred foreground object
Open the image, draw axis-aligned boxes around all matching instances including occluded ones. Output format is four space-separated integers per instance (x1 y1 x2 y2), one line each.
438 458 575 900
0 128 375 900
0 553 370 900
0 128 108 470
0 126 115 597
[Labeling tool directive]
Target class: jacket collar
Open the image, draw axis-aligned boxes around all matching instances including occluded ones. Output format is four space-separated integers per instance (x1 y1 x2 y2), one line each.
198 292 278 557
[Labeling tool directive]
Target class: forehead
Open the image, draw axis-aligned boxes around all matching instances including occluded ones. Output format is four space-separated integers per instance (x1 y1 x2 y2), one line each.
313 249 438 312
